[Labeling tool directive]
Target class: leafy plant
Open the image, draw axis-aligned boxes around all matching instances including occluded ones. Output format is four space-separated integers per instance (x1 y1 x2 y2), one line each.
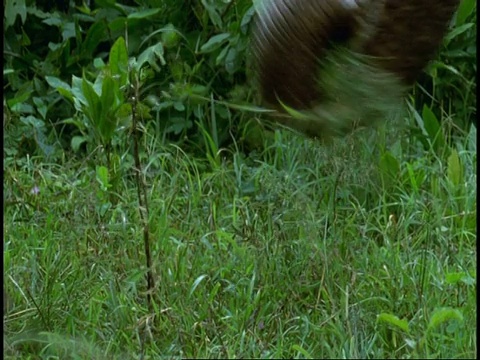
413 0 476 132
46 36 131 154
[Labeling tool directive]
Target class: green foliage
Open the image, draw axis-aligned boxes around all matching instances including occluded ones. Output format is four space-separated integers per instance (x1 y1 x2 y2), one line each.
4 124 476 358
4 0 477 160
4 0 256 161
413 0 476 131
3 1 477 358
46 36 130 152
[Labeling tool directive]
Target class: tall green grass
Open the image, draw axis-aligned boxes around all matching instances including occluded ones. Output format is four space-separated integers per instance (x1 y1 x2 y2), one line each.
3 2 476 358
4 116 476 359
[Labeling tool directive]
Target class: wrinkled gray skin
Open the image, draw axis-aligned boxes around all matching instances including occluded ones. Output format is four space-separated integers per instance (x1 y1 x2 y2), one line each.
251 0 460 138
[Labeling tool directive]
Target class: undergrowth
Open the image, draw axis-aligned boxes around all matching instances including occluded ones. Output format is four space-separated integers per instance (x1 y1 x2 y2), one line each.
3 1 477 359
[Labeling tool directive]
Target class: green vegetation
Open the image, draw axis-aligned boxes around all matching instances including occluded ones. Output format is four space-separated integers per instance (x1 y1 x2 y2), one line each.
4 0 476 358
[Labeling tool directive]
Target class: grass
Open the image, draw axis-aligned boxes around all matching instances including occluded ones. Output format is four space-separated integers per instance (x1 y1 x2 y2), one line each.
3 114 476 359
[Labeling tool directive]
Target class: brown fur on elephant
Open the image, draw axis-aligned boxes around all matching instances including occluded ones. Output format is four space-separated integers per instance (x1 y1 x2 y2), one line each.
250 0 460 138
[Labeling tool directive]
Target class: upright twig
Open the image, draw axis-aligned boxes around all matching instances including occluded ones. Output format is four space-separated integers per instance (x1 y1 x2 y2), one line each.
130 72 155 314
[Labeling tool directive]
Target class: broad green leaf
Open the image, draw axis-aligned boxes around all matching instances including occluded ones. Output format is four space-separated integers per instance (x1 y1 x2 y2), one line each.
33 97 47 120
447 149 463 187
173 101 185 112
127 8 161 19
45 76 71 92
422 105 447 154
428 308 464 331
379 151 400 184
151 43 166 66
445 272 466 284
444 23 474 45
107 16 129 34
377 313 410 333
6 90 33 109
445 271 475 286
98 75 119 141
82 21 108 57
201 0 223 28
71 136 89 152
61 21 76 41
225 46 238 74
252 0 265 15
136 43 165 72
96 165 111 190
240 6 256 34
81 77 102 128
20 115 44 129
45 76 75 102
72 75 88 108
109 37 129 87
93 57 106 69
5 0 27 28
200 33 230 53
100 75 117 112
56 88 74 103
161 24 181 48
42 15 63 27
189 85 208 97
455 0 476 26
216 45 230 65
